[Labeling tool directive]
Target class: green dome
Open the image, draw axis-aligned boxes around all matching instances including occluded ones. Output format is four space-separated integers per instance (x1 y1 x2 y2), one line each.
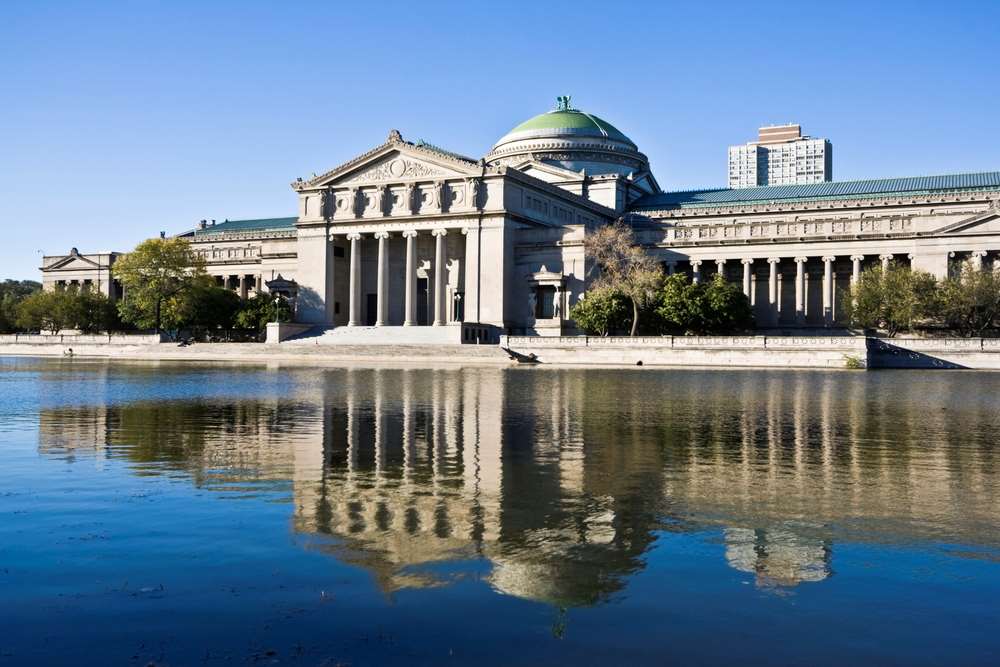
486 98 648 178
493 101 636 150
502 109 634 146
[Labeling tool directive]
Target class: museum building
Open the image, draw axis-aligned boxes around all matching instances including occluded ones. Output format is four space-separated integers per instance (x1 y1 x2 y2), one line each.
41 99 1000 339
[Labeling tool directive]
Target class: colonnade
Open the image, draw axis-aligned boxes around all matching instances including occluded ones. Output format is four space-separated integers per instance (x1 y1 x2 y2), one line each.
669 253 906 327
214 273 261 300
346 227 453 327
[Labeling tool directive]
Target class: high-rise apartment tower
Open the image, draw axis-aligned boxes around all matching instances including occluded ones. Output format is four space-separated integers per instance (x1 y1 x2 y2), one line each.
728 124 832 188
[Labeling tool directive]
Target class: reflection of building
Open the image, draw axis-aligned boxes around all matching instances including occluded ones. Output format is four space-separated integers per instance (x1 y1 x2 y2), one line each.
724 527 831 588
36 366 1000 603
40 97 1000 334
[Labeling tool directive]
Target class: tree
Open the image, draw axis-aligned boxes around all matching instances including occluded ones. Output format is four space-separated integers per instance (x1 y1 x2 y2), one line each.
112 237 208 332
569 285 631 336
234 293 292 332
657 274 754 335
14 288 116 334
16 290 75 333
73 290 117 333
0 280 42 333
845 264 938 337
583 221 663 336
702 274 755 333
184 285 242 331
938 266 1000 337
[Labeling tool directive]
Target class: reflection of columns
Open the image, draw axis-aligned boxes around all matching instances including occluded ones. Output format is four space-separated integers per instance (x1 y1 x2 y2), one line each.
822 256 835 327
971 250 987 271
347 233 362 326
691 259 702 284
432 229 447 326
851 255 864 285
880 253 893 271
767 258 780 323
402 230 417 326
794 257 806 325
375 231 389 326
741 259 753 297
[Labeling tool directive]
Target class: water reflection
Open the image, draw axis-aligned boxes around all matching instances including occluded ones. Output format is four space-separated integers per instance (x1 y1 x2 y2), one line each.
36 365 1000 605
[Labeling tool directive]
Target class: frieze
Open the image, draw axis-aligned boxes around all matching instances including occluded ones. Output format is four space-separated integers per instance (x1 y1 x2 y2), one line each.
343 157 447 184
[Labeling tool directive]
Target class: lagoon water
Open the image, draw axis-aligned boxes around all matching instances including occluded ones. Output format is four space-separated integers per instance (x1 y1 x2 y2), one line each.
1 357 999 665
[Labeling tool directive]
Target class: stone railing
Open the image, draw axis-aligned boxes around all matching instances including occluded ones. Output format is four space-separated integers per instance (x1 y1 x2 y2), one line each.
872 337 1000 351
0 333 165 345
502 335 864 349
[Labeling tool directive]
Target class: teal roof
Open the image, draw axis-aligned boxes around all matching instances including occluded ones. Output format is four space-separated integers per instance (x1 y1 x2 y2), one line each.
631 172 1000 210
194 217 297 236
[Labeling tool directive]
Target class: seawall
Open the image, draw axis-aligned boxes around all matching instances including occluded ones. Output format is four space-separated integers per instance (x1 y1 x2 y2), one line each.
2 334 1000 370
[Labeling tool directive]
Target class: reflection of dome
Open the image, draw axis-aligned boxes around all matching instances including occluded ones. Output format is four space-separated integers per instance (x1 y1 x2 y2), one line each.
486 96 650 177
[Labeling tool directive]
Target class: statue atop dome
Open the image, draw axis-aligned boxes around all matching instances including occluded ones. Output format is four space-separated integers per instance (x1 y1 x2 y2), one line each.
555 95 574 111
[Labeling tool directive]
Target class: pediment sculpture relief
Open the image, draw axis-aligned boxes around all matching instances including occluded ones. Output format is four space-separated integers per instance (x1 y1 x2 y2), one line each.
343 156 447 184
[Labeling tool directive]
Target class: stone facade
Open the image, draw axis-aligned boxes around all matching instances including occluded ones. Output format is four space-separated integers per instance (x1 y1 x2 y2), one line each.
40 101 1000 337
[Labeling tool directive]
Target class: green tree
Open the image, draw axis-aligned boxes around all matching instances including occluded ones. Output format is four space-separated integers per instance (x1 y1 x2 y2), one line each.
656 274 754 334
702 274 755 333
16 290 75 333
234 293 292 332
583 220 663 336
112 237 209 332
938 266 1000 337
845 264 938 337
74 290 117 333
0 280 42 333
569 286 631 336
183 285 242 331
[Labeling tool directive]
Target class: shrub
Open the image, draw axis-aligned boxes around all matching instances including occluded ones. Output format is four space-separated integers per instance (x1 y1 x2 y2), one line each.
235 293 292 332
845 264 937 336
937 266 1000 337
657 274 754 335
569 286 631 336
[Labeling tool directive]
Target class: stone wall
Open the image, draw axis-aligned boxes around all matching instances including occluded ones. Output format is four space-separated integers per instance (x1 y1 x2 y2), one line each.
502 335 866 369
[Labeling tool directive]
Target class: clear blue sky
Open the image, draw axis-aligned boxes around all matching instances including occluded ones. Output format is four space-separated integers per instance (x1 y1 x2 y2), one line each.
2 0 999 280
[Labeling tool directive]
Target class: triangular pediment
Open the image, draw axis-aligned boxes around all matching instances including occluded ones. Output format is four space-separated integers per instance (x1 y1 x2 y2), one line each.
513 159 586 183
46 254 102 271
294 131 480 191
933 207 1000 235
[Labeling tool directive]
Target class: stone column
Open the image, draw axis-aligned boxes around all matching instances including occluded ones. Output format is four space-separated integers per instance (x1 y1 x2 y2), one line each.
691 259 702 285
880 253 893 271
822 256 835 327
767 258 780 324
741 259 753 297
347 233 361 326
666 261 677 276
794 257 807 325
403 230 417 326
375 231 389 326
432 228 447 326
851 255 864 285
715 258 726 280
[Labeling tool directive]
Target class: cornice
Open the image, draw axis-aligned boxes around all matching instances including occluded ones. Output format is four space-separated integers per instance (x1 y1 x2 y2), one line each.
631 188 1000 219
